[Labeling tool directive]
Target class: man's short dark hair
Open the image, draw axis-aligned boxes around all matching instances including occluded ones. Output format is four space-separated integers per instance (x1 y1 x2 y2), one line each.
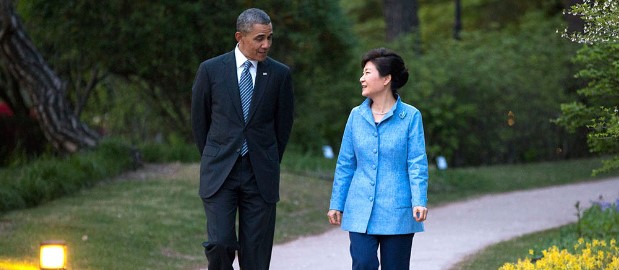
237 8 271 33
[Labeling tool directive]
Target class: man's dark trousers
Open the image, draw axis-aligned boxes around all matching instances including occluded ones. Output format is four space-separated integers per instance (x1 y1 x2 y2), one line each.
202 155 276 270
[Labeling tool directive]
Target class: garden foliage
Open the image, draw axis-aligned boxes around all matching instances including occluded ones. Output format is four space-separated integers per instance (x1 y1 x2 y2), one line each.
3 1 594 167
555 0 619 175
499 238 619 270
0 138 135 213
15 0 358 155
393 12 581 166
499 198 619 269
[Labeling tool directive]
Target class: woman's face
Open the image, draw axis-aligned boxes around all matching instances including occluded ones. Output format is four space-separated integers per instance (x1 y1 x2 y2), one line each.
360 61 389 98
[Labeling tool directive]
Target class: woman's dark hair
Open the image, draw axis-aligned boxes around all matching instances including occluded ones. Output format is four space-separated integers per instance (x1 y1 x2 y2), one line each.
361 48 409 95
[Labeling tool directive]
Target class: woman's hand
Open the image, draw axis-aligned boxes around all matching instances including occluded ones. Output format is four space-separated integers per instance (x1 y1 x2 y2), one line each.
413 206 428 222
327 210 342 225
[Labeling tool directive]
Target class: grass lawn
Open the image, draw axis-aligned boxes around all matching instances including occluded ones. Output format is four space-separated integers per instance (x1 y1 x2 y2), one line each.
0 163 333 269
428 157 618 206
0 157 616 269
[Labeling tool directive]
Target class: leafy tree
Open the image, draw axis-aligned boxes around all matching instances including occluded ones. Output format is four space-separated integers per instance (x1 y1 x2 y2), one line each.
418 0 567 42
560 0 618 44
17 1 357 152
18 0 237 140
341 0 586 166
556 0 619 175
340 0 385 50
394 12 581 166
264 1 359 153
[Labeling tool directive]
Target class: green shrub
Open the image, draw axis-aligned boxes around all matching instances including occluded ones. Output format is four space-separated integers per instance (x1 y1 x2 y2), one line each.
577 198 619 240
138 134 199 163
281 151 337 180
0 186 26 211
503 197 619 269
538 198 619 253
392 12 583 166
0 138 135 214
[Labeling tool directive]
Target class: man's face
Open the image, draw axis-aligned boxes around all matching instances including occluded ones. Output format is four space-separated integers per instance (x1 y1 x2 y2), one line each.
236 23 273 62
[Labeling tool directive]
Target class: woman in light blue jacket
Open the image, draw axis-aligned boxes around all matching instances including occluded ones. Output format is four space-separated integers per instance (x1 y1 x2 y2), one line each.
328 48 429 270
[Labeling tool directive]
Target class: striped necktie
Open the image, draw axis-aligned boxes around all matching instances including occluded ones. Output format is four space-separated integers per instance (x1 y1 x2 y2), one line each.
239 60 253 156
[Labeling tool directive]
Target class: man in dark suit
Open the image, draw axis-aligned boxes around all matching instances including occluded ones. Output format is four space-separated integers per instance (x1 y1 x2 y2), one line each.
191 8 294 270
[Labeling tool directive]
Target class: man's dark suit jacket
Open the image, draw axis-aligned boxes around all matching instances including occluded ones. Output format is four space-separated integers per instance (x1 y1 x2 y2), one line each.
191 51 294 204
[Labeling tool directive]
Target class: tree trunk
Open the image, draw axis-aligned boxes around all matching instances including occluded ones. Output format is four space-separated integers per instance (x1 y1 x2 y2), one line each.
0 0 99 153
563 0 584 34
0 59 26 115
383 0 420 41
453 0 462 40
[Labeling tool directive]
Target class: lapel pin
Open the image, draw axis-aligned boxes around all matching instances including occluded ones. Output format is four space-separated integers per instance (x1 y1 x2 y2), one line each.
399 112 406 119
263 72 268 75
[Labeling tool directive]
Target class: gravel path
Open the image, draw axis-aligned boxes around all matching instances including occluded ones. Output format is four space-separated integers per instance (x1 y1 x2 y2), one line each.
262 177 619 270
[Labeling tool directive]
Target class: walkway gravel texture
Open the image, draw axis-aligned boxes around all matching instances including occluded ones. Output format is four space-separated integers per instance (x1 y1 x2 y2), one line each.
214 177 619 270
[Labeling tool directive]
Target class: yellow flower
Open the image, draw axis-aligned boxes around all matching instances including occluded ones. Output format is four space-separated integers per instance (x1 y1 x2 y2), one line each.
498 238 619 270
